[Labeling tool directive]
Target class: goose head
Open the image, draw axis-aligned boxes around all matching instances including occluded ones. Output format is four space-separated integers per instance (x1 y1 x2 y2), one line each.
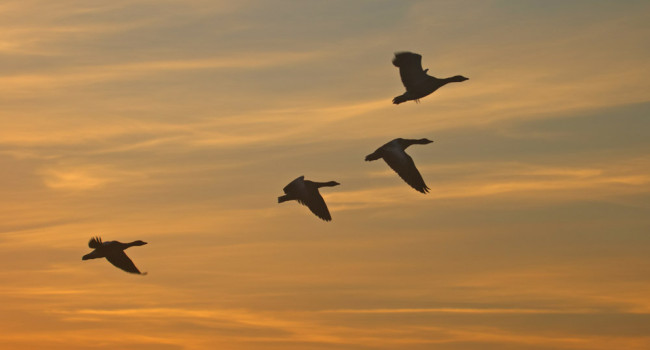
449 75 469 82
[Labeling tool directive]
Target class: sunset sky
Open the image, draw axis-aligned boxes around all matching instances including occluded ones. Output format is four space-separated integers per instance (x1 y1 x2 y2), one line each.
1 1 650 349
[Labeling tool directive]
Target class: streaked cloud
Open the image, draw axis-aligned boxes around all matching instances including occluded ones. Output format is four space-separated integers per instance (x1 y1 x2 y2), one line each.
1 1 650 350
320 307 601 315
330 158 650 212
0 51 327 93
40 164 148 190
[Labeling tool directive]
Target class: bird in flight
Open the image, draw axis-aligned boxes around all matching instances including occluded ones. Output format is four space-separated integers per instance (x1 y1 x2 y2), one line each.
365 138 433 193
278 176 340 221
82 236 148 274
392 51 468 104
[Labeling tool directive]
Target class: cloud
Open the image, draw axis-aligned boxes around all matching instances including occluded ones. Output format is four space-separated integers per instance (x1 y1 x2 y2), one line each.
329 159 650 211
0 286 86 296
39 164 148 190
319 307 599 315
1 3 649 350
0 50 327 93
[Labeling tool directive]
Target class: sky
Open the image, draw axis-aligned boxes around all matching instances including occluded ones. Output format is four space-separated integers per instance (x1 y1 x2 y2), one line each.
1 0 650 349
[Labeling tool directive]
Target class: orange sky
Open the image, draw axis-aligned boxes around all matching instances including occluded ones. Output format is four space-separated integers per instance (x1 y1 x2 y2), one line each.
1 1 650 349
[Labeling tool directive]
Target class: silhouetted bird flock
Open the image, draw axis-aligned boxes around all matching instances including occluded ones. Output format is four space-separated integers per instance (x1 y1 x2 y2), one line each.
83 51 467 274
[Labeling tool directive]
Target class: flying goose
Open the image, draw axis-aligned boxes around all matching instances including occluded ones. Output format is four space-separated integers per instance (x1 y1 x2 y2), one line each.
278 176 340 221
392 51 468 104
365 138 433 193
82 237 147 274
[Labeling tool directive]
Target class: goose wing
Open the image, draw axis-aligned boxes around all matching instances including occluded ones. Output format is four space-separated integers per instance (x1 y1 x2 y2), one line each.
106 250 142 274
299 188 332 221
283 176 304 194
382 149 430 193
88 236 103 249
393 52 430 91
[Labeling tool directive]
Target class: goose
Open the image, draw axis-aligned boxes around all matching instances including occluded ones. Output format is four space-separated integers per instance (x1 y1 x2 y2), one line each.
392 51 468 104
82 237 147 274
278 176 340 221
365 138 433 193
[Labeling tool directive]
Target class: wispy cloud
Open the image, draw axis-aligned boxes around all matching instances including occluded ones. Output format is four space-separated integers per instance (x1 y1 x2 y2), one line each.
1 2 650 350
330 159 650 211
39 164 148 190
319 307 601 315
0 51 327 92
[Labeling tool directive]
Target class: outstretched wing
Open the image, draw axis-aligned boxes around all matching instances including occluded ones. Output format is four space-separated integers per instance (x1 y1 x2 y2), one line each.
106 251 142 274
88 236 103 249
301 189 332 221
392 52 430 91
382 149 430 194
283 175 304 194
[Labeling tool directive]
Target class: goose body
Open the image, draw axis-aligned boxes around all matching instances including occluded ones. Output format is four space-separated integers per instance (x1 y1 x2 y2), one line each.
392 51 468 104
278 176 340 221
82 237 147 274
365 138 433 193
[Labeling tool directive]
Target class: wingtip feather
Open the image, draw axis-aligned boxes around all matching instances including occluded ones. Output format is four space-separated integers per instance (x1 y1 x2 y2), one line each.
365 153 380 161
392 95 407 104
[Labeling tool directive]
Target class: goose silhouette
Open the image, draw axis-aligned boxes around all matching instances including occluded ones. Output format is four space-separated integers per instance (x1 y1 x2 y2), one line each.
392 51 468 104
82 237 148 275
278 176 340 221
365 138 433 193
